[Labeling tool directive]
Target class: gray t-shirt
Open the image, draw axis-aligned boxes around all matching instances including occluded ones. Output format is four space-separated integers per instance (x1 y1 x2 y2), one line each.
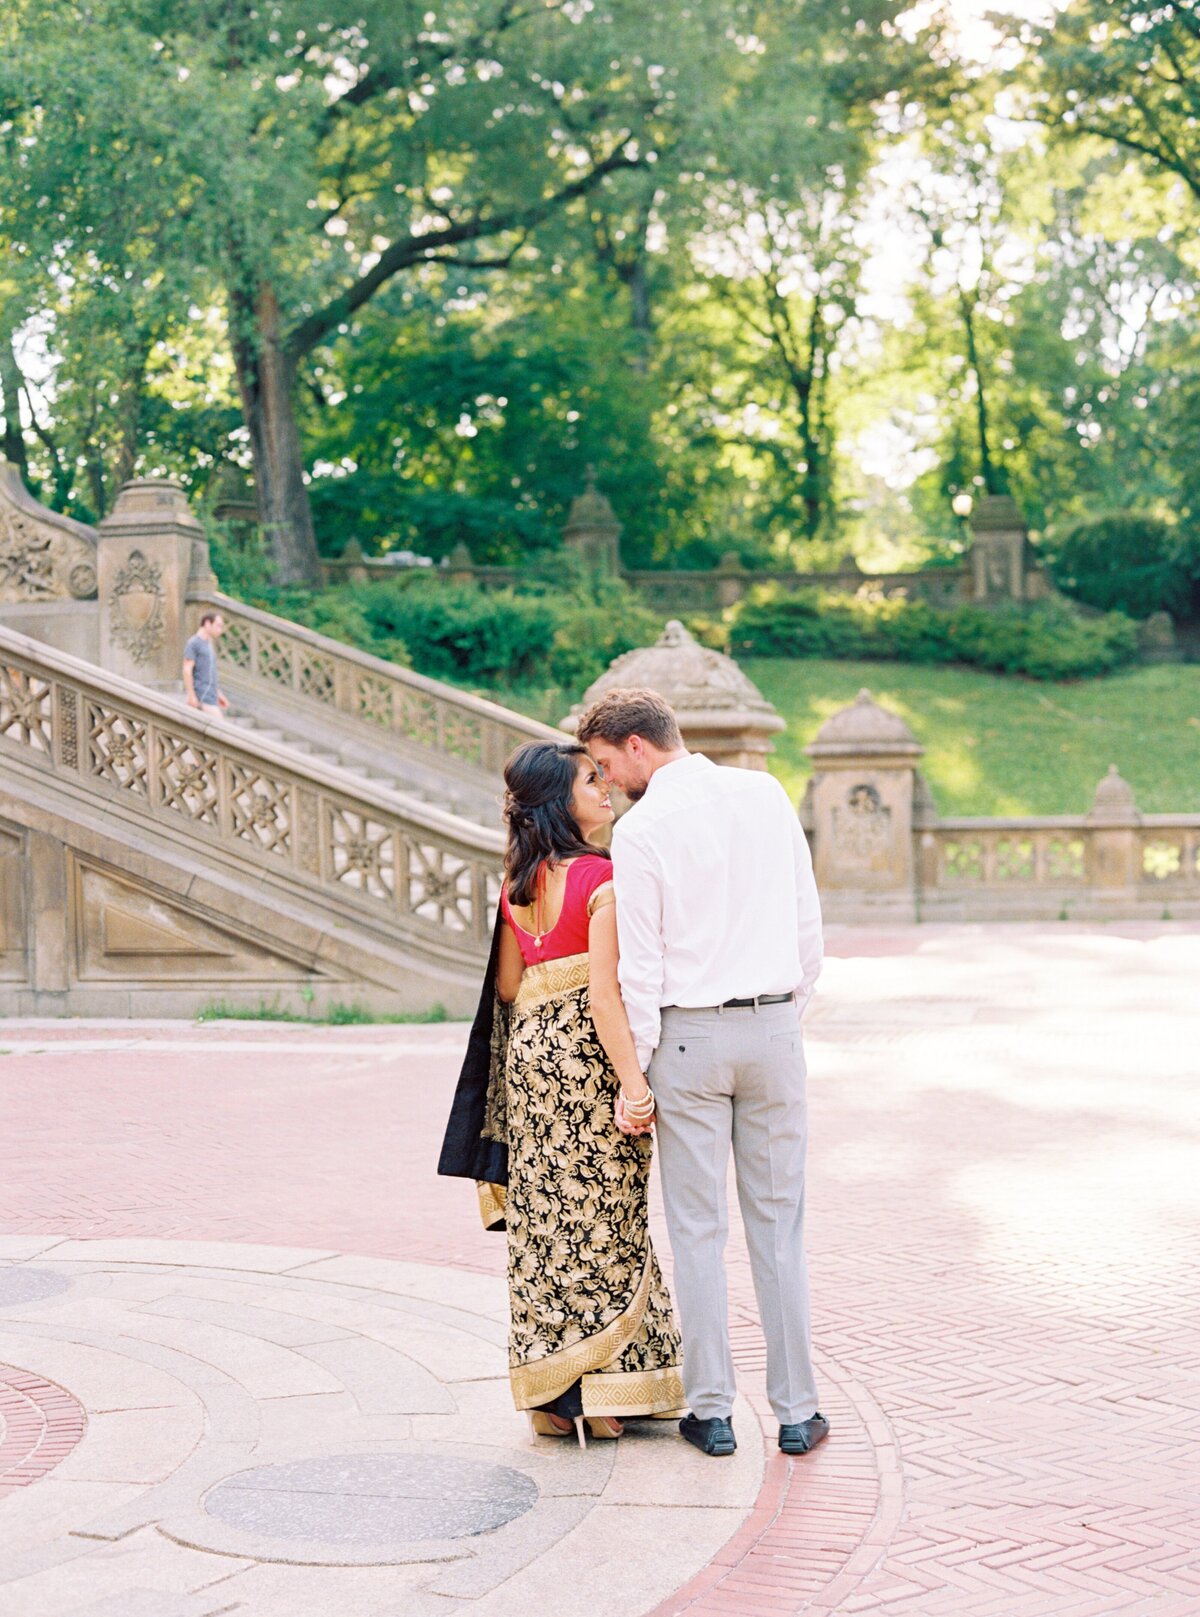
184 633 219 705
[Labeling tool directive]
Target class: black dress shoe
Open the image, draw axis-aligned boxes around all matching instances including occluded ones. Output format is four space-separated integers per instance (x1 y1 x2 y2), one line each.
779 1413 829 1453
680 1413 737 1456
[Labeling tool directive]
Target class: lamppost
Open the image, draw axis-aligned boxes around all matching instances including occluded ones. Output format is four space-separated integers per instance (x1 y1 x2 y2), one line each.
951 491 973 550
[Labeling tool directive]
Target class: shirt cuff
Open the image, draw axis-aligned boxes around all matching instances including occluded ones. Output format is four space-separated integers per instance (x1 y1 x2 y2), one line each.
636 1041 655 1074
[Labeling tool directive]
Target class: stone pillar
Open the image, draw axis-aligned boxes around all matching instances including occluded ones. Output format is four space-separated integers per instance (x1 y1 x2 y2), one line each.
446 541 476 585
563 467 622 575
98 478 205 687
804 689 924 921
715 551 748 609
969 494 1028 603
341 537 371 584
1086 765 1141 895
562 619 785 769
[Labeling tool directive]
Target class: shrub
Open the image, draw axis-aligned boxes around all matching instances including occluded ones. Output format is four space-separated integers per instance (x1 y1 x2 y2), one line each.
250 574 664 693
1041 512 1199 619
729 587 1138 680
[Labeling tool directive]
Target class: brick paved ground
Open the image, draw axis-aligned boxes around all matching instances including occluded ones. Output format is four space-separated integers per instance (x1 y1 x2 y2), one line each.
2 920 1199 1614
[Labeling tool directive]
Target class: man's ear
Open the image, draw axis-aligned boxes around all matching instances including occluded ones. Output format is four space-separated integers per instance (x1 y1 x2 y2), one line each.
627 734 645 761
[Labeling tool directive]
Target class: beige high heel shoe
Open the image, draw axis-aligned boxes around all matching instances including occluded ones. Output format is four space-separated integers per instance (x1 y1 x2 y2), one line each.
526 1411 625 1448
527 1410 587 1448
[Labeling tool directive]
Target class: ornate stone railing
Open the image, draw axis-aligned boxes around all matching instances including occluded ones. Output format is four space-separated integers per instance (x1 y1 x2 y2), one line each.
918 817 1200 907
187 589 559 777
803 692 1200 922
318 554 973 614
0 625 505 960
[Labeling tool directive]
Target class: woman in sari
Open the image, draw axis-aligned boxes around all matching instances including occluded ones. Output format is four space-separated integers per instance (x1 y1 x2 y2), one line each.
439 740 683 1446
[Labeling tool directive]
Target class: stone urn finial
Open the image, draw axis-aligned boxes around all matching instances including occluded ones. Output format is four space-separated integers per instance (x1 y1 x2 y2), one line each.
562 618 784 768
806 689 923 763
563 468 622 574
1087 764 1141 825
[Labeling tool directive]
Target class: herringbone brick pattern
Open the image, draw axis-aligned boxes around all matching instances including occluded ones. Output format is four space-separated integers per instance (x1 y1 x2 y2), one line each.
2 922 1198 1614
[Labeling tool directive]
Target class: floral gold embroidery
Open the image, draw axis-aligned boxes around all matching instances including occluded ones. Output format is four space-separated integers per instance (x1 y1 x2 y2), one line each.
503 968 682 1417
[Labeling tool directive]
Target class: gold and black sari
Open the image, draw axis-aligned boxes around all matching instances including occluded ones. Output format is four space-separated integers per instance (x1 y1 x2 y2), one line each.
439 906 684 1419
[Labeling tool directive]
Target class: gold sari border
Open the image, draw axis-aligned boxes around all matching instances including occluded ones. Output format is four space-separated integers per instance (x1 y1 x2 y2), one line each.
587 881 615 916
581 1364 686 1419
510 1245 653 1410
476 1181 506 1229
514 951 589 1011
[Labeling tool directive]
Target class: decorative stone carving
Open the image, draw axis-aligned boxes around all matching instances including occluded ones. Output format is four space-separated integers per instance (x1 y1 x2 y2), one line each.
0 460 98 604
1087 764 1141 826
563 619 784 769
969 495 1029 603
804 689 924 918
563 468 622 574
108 549 166 665
831 782 893 871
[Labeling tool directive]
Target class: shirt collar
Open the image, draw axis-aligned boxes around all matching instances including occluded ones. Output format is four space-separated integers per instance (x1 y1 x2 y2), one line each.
642 750 712 800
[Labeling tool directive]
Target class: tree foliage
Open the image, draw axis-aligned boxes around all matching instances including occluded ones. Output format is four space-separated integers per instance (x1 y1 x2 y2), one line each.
0 0 1196 592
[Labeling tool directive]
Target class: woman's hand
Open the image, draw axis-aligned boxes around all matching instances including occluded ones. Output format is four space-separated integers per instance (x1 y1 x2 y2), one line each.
614 1088 655 1136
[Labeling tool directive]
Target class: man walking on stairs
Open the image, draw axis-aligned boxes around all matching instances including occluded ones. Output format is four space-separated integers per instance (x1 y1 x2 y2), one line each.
183 611 230 719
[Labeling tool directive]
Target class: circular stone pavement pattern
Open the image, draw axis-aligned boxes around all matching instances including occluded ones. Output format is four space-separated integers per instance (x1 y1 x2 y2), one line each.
0 1269 70 1308
204 1453 538 1545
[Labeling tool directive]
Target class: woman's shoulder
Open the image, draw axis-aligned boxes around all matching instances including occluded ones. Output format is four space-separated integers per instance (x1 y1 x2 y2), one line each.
572 852 613 884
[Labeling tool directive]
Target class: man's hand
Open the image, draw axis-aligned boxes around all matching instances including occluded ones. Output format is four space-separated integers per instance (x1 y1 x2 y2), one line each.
185 694 201 710
217 693 230 710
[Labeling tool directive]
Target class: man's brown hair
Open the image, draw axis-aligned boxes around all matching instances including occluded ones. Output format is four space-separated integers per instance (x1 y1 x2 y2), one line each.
199 611 221 628
576 687 683 750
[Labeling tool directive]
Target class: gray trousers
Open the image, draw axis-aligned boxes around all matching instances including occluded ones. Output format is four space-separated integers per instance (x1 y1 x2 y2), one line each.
649 1000 818 1425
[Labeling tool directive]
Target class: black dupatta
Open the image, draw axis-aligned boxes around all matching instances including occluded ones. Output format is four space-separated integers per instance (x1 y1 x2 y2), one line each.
436 908 511 1229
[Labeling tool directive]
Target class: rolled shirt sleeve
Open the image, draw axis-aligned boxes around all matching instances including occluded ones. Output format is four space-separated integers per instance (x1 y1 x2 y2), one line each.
610 821 667 1073
792 811 823 1014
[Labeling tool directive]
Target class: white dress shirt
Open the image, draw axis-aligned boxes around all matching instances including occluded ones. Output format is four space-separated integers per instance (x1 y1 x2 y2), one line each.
611 752 823 1072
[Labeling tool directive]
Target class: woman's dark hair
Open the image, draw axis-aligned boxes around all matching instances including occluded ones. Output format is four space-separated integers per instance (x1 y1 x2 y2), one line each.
502 741 608 906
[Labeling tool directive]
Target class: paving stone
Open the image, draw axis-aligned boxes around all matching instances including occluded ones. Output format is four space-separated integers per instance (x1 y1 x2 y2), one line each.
3 926 1197 1617
52 1403 203 1486
0 1266 72 1307
139 1293 354 1348
297 1335 455 1415
204 1452 538 1545
466 1502 749 1617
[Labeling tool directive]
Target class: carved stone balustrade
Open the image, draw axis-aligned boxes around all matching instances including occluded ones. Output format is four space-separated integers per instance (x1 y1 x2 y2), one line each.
0 622 509 1014
187 590 560 783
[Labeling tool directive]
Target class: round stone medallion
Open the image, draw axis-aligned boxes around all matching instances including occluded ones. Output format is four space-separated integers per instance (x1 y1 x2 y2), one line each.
0 1268 71 1308
203 1453 538 1546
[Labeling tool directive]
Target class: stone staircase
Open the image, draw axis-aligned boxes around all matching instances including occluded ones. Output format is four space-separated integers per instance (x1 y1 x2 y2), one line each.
0 468 562 1017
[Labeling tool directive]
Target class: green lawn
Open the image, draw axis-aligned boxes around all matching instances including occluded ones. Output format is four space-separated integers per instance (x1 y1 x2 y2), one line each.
744 659 1200 817
473 659 1200 816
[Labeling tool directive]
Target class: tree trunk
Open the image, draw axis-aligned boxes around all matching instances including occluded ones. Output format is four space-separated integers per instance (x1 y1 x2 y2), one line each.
228 282 322 586
112 337 150 492
960 290 999 495
0 337 30 481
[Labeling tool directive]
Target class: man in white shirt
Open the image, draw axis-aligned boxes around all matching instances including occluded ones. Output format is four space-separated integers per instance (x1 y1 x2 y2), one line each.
578 686 826 1460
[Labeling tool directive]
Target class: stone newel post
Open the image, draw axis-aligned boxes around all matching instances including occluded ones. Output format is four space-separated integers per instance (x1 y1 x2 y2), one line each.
969 494 1029 602
1086 765 1141 897
562 619 784 769
563 468 622 575
98 478 209 687
802 689 924 920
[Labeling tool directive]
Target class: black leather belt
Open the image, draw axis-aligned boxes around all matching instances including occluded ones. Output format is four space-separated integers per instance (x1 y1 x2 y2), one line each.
720 992 794 1009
